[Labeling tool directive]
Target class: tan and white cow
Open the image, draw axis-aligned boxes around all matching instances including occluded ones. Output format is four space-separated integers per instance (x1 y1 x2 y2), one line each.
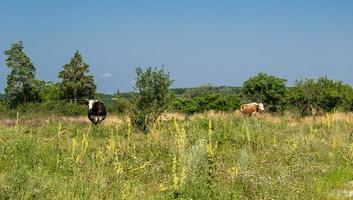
240 103 265 116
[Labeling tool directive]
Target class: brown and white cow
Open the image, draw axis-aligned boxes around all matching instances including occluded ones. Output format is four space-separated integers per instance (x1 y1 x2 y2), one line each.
240 103 265 116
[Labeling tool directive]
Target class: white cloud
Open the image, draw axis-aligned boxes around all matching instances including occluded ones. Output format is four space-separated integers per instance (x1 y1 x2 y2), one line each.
129 80 136 86
101 73 112 79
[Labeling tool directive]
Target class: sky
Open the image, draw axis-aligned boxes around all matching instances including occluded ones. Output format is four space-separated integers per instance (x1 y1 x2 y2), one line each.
1 0 353 93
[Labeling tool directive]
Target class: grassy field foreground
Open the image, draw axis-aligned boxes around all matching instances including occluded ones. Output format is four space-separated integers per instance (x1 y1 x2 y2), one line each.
1 112 353 199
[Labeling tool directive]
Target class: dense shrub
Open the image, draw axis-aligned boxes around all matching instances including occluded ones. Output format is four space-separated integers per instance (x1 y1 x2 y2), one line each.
0 101 87 118
41 101 87 116
172 97 199 115
288 77 353 116
36 81 61 102
339 85 353 111
0 100 14 119
183 84 240 98
130 67 173 133
241 73 287 113
110 96 129 114
172 94 241 115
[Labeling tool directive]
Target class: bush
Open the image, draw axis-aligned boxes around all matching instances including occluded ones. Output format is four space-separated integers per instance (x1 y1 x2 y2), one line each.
172 94 241 115
110 96 129 114
241 73 287 113
288 77 353 116
172 97 199 115
0 101 87 118
35 81 61 102
129 66 173 133
0 100 13 119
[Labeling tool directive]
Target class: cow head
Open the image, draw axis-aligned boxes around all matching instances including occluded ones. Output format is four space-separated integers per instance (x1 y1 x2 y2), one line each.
258 103 265 111
88 99 98 109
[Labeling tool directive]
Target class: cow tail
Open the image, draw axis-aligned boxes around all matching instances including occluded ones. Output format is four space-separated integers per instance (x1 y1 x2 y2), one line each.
240 105 243 112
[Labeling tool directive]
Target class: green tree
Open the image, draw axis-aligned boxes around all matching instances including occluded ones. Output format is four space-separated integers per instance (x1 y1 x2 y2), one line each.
58 50 96 104
130 66 173 133
4 41 39 107
316 77 343 112
35 80 61 102
287 79 319 116
241 73 287 112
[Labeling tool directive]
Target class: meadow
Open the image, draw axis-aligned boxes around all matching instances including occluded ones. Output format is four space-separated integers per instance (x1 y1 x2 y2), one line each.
1 112 353 199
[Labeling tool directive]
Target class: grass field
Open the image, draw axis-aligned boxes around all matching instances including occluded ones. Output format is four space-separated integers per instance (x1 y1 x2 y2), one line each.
1 112 353 199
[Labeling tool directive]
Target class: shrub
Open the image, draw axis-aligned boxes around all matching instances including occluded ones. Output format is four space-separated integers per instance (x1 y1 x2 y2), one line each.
110 96 129 114
129 66 173 133
172 94 241 114
35 81 61 102
241 73 287 113
288 77 353 116
172 97 198 115
3 101 87 118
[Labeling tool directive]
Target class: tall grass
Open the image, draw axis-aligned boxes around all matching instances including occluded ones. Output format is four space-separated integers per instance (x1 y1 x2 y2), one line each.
0 112 353 199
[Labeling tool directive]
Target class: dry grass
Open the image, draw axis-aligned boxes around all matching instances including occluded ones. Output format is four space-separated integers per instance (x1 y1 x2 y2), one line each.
2 111 353 127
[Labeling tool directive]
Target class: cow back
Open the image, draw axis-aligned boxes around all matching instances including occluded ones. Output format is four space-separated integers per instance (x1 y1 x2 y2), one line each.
97 102 106 116
240 103 259 115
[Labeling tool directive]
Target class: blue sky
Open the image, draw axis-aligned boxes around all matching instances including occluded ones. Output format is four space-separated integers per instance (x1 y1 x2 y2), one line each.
1 0 353 93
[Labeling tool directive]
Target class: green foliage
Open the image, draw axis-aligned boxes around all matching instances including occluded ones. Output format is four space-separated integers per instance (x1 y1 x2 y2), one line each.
172 97 198 114
173 86 241 97
130 66 173 133
287 80 319 116
288 77 353 116
172 88 189 96
58 51 96 104
339 84 353 111
172 84 241 114
35 80 61 102
15 101 86 117
184 84 215 98
4 41 39 107
172 94 241 115
0 101 11 118
110 95 129 114
241 73 287 112
37 101 86 116
183 84 240 98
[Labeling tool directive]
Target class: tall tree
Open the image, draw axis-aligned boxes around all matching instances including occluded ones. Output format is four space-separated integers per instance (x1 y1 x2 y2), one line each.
4 41 39 107
58 50 96 104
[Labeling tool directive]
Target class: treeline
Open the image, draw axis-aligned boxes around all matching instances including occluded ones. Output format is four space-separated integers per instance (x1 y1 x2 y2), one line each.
111 74 353 117
170 74 353 116
1 41 353 119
